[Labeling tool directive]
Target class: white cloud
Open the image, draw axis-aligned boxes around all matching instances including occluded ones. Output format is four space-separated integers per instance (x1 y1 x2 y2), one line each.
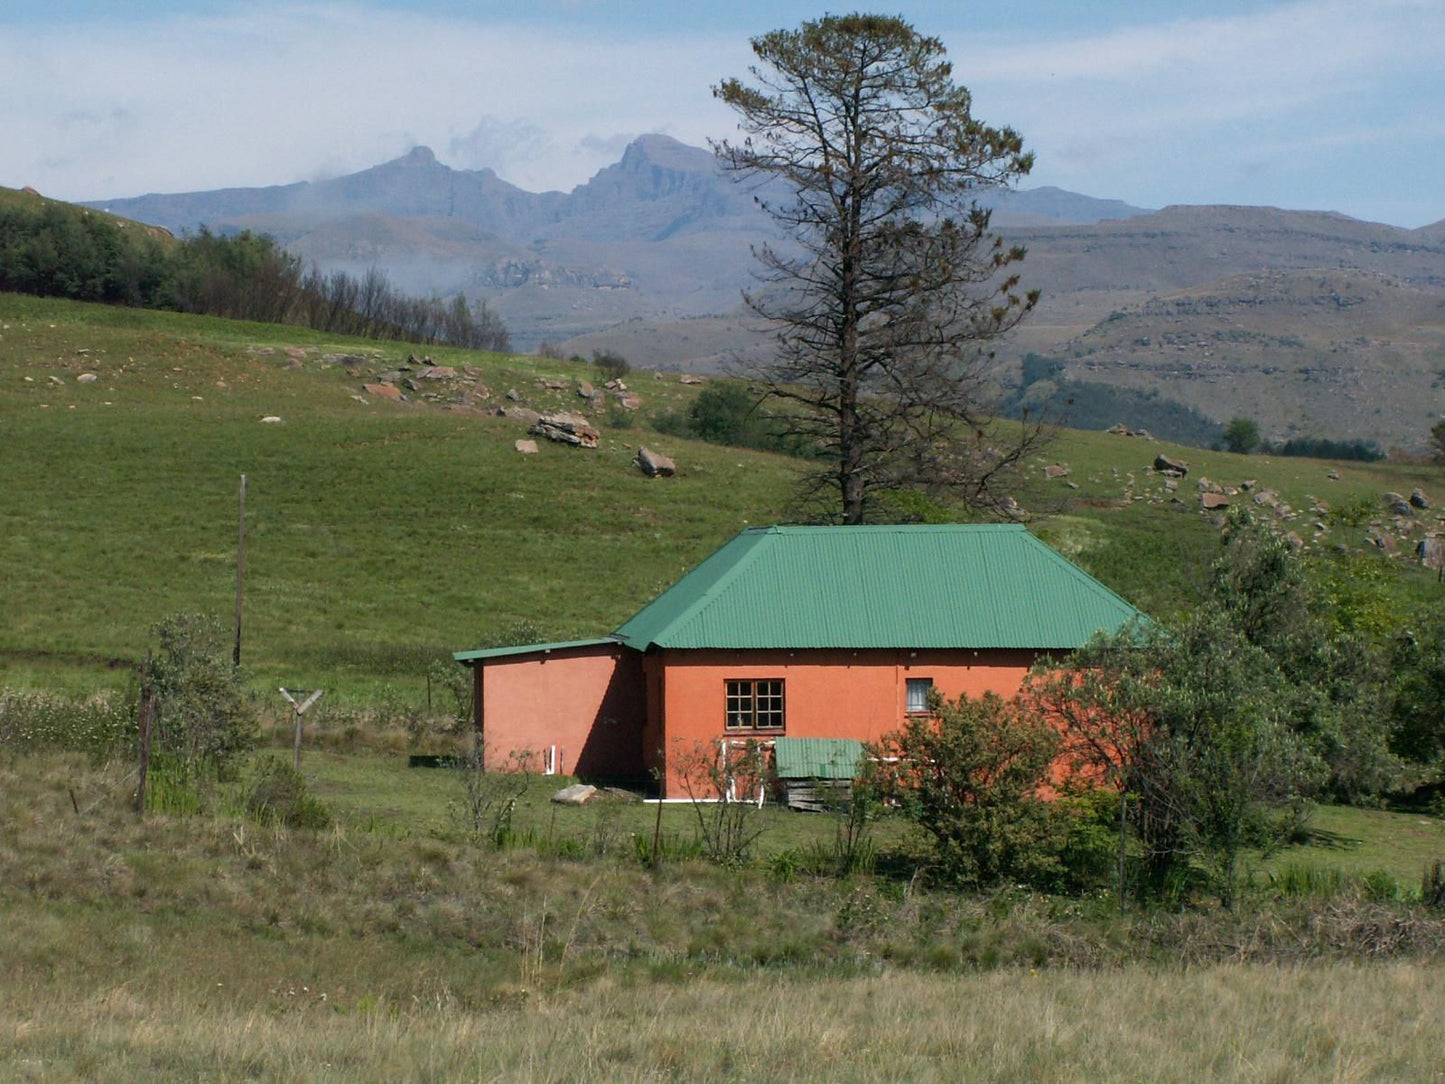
0 3 749 199
0 0 1439 225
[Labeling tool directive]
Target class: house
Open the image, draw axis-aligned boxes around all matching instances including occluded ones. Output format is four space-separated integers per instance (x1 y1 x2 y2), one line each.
453 523 1144 797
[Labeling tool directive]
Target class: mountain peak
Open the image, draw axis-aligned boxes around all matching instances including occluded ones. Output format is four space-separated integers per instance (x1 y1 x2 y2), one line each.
620 133 715 174
400 146 438 166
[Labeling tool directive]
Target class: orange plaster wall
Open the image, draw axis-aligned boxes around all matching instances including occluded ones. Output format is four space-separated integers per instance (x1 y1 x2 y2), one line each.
477 646 645 778
653 648 1040 796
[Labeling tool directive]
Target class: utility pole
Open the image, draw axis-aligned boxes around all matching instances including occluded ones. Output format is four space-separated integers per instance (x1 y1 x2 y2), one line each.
234 474 247 668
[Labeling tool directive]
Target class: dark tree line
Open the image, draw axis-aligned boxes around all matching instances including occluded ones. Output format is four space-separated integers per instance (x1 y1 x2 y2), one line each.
0 201 510 352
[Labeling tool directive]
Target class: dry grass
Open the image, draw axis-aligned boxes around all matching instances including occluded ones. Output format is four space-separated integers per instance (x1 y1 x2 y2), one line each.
4 963 1444 1081
6 752 1445 1080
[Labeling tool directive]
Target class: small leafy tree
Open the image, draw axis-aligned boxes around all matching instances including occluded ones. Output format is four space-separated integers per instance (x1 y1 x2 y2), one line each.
1033 609 1323 907
1221 417 1260 455
591 349 630 382
144 612 257 782
876 691 1062 888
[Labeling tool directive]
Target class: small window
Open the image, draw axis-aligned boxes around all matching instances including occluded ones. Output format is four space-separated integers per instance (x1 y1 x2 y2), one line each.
906 677 934 714
725 679 785 731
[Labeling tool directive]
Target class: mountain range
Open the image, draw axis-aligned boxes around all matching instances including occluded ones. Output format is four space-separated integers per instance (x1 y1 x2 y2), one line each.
86 135 1445 449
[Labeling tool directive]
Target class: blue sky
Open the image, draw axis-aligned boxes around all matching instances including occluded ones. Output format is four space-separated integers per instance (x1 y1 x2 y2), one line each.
2 1 1441 227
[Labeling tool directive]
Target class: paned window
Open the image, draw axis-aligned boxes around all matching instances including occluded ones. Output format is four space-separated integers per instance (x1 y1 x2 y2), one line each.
725 679 785 731
906 677 934 714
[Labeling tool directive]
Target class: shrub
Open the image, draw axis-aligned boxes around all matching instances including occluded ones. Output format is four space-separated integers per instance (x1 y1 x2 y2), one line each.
144 613 258 779
591 349 630 382
244 756 332 829
0 690 134 763
876 691 1065 888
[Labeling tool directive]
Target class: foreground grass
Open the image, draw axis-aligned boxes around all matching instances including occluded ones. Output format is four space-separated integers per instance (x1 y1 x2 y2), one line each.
5 961 1443 1082
5 751 1445 1080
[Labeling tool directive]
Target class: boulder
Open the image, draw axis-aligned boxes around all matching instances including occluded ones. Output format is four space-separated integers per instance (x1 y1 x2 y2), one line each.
1154 454 1188 477
1044 464 1069 479
576 380 595 399
76 372 98 383
362 383 404 401
1200 493 1230 510
552 784 597 806
634 446 676 477
260 415 283 424
421 366 457 380
1384 492 1414 517
531 413 600 448
541 379 567 390
514 439 538 454
679 374 704 385
1410 489 1430 510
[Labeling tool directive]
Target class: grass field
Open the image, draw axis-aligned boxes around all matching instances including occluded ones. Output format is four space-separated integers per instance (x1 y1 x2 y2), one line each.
5 293 1445 1078
5 291 1440 704
4 750 1445 1081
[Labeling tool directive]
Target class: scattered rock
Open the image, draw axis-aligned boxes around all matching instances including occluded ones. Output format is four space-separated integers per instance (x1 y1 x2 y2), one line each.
999 496 1023 517
47 375 63 385
1163 479 1178 493
1285 531 1304 552
552 784 597 806
1371 532 1398 554
401 377 420 392
614 393 644 410
634 447 676 477
1201 493 1230 510
1253 490 1279 508
1154 454 1189 477
260 416 283 424
1044 464 1069 479
471 383 491 401
1410 489 1430 510
1197 478 1223 495
679 374 704 385
530 413 600 448
576 380 595 399
76 373 97 383
505 406 543 426
362 383 404 401
1066 481 1080 489
284 346 307 360
1383 492 1414 517
604 379 627 391
1327 469 1341 480
1417 535 1445 571
514 439 538 454
541 378 567 391
421 366 457 380
505 389 521 402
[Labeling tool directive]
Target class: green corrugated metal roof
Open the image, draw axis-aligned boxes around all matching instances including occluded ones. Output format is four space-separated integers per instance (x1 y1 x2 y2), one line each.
612 524 1143 651
773 737 865 780
453 637 619 664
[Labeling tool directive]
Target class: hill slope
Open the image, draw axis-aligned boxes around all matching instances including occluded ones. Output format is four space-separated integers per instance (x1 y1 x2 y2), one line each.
3 294 1440 694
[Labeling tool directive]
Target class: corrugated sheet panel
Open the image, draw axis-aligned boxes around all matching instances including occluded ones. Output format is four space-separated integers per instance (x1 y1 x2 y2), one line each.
613 524 1143 650
453 637 619 663
773 737 866 780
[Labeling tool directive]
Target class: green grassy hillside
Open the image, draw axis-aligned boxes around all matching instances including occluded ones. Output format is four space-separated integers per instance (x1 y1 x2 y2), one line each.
2 291 1440 696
